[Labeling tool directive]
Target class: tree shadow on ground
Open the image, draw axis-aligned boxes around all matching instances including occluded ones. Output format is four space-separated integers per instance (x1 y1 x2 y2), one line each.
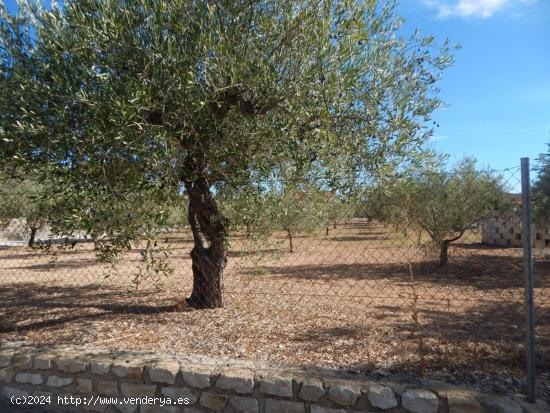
228 248 280 258
251 250 550 290
325 235 391 242
3 258 102 271
0 283 180 334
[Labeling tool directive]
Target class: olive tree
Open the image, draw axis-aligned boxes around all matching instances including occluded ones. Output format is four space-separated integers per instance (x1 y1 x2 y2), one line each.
397 158 509 266
0 0 454 308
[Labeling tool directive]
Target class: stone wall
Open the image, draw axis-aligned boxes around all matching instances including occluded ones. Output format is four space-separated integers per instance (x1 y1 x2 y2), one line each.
0 341 544 413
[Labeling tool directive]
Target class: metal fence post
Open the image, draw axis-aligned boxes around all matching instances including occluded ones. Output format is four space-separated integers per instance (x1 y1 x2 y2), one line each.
521 157 536 403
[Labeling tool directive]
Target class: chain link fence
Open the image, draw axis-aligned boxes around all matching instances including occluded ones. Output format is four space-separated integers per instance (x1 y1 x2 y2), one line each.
0 162 548 402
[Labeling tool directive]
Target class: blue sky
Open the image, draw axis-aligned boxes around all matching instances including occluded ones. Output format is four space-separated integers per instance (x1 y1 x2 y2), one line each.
4 0 549 171
398 0 550 171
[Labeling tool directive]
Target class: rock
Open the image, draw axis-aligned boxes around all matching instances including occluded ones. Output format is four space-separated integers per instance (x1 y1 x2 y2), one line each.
328 382 362 406
148 360 180 384
181 364 212 389
120 382 157 398
481 395 522 413
230 396 259 413
13 353 33 369
199 392 227 411
258 372 294 397
96 380 119 395
161 386 199 404
0 367 16 383
112 358 144 379
77 378 93 393
34 354 56 370
264 399 305 413
0 350 15 367
46 375 73 387
299 376 325 402
56 355 87 373
216 368 255 394
442 390 482 413
402 389 439 413
90 359 112 375
368 384 398 410
15 372 43 385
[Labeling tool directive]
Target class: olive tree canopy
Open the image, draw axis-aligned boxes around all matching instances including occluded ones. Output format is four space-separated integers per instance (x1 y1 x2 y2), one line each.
0 0 454 308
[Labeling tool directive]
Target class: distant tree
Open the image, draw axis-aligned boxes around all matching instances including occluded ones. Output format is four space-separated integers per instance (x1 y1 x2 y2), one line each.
0 168 55 247
48 182 186 263
533 142 550 224
272 185 329 253
220 187 277 239
367 181 411 230
322 193 353 235
385 158 509 265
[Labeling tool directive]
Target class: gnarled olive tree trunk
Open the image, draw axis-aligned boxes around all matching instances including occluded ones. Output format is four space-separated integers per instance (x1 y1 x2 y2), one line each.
28 227 38 248
439 240 450 267
286 228 294 253
184 175 229 309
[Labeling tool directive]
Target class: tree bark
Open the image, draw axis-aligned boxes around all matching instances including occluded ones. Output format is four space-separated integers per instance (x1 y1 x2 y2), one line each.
287 229 294 253
141 239 151 262
28 227 37 248
416 229 423 246
184 175 228 309
439 240 450 266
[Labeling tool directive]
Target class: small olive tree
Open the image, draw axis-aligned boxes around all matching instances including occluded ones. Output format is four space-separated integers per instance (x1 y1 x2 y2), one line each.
398 158 509 265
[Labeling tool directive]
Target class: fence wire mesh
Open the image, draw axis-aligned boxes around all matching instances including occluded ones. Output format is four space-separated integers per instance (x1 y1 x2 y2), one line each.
0 164 548 401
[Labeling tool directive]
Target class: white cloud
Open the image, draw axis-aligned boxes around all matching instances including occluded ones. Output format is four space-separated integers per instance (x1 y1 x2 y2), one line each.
422 0 535 19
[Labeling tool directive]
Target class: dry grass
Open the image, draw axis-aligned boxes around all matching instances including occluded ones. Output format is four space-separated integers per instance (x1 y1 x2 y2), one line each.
1 219 549 398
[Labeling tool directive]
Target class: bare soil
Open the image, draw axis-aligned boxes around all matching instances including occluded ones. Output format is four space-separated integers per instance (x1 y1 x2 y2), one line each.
1 220 549 400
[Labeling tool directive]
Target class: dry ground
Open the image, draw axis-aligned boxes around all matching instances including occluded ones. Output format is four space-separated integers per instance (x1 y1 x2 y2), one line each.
0 220 549 399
